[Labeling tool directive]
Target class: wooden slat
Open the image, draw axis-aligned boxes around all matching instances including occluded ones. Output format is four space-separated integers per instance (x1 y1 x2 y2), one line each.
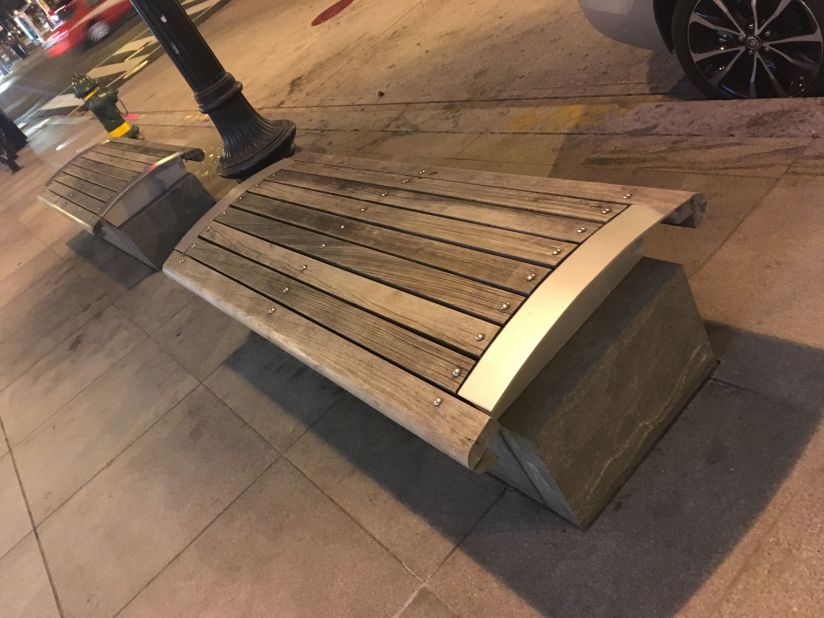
255 178 572 266
203 222 498 356
111 138 204 161
291 154 623 222
52 172 117 203
188 241 475 391
296 151 699 213
237 192 545 295
216 207 521 324
62 163 129 192
81 150 147 173
95 144 161 166
70 156 140 183
271 167 589 248
166 252 498 469
40 190 99 231
46 180 108 215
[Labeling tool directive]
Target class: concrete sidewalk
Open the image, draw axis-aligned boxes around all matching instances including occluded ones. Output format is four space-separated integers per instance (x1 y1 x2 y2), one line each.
2 0 824 616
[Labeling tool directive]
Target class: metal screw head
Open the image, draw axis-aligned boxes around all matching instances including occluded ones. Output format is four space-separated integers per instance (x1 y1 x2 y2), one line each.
298 265 307 272
452 368 462 378
419 170 427 175
401 179 410 184
190 242 197 248
500 302 511 311
526 272 536 281
204 226 211 232
221 210 227 216
476 333 485 341
380 192 388 197
282 286 290 293
433 397 443 407
238 195 244 200
577 227 587 234
339 224 346 230
601 207 612 214
178 258 185 264
268 307 276 314
622 193 632 200
552 248 562 256
359 207 367 212
320 243 327 249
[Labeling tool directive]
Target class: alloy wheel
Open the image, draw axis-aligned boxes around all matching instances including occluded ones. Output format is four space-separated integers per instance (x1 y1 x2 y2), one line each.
686 0 824 97
88 21 111 43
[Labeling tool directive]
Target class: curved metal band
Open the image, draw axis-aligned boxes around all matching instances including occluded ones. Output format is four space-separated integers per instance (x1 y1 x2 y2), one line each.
457 201 683 417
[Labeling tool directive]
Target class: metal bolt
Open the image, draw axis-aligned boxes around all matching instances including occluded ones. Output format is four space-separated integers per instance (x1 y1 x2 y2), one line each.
221 210 227 215
204 226 211 232
268 307 276 314
401 179 410 184
476 333 485 341
238 195 244 200
622 193 632 200
320 243 327 249
190 243 197 248
178 258 185 264
577 227 587 234
433 397 442 407
419 169 427 175
339 224 346 230
298 264 307 271
526 272 536 281
452 368 462 378
380 192 388 197
282 286 290 293
601 207 612 214
500 302 510 311
359 207 367 212
552 248 562 256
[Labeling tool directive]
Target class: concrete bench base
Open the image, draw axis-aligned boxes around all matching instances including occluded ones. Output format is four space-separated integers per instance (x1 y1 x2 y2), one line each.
490 258 715 528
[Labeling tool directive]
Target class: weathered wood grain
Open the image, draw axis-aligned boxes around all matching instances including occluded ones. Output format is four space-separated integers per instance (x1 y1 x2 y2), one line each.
189 241 475 390
270 168 583 252
62 163 129 192
110 138 204 161
238 192 545 295
46 179 108 214
165 252 499 470
39 190 99 231
256 178 570 266
202 222 498 356
95 144 160 166
217 207 522 324
290 154 620 222
294 151 701 215
71 156 139 183
81 151 146 173
52 172 117 203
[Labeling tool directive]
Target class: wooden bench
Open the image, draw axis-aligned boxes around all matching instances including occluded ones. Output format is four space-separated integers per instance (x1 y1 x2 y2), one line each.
40 138 215 269
164 152 715 526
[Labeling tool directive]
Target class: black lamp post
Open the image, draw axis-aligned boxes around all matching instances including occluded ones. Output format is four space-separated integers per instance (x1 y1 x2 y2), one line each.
129 0 295 179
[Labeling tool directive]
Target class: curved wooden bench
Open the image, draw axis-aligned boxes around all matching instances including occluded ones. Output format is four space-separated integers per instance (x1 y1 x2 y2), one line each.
39 138 214 269
165 152 708 477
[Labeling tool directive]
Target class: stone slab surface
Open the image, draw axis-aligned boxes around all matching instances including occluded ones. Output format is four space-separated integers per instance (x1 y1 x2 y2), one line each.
400 587 458 618
0 454 31 560
38 386 276 617
114 271 197 334
287 395 504 578
119 459 419 618
0 535 59 618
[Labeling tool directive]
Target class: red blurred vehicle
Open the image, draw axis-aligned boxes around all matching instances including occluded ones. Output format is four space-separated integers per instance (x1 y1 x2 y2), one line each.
45 0 134 57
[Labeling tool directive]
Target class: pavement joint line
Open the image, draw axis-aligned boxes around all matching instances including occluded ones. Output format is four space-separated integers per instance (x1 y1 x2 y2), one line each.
0 416 65 617
111 456 282 617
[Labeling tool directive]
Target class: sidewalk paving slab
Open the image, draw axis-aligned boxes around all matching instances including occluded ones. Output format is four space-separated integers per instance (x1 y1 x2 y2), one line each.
14 338 198 523
114 271 198 335
204 335 345 452
0 304 145 448
0 454 31 559
0 535 59 618
118 459 420 618
287 395 504 579
38 386 276 618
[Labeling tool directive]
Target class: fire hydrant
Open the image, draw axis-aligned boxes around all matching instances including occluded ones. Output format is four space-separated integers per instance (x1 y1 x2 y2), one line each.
71 74 139 139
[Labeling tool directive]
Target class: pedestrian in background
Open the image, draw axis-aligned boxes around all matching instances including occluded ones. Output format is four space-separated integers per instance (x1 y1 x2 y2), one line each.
0 109 25 174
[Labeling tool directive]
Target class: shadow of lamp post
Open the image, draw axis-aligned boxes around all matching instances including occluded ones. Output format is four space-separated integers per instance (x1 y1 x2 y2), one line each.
129 0 296 179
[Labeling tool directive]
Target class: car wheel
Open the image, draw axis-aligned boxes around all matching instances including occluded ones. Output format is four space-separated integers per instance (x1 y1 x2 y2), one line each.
87 20 111 44
672 0 824 98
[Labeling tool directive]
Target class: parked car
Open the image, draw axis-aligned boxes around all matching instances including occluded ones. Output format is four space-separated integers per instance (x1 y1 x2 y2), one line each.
579 0 824 98
45 0 134 57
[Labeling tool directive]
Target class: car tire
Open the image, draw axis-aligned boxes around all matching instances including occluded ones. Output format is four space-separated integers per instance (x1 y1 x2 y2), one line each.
672 0 824 98
87 19 112 44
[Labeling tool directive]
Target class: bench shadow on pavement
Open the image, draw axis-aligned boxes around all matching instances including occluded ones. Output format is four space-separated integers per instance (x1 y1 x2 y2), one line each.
220 324 823 616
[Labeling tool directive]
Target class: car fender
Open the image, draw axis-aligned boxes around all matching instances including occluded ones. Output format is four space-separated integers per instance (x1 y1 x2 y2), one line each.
579 0 670 51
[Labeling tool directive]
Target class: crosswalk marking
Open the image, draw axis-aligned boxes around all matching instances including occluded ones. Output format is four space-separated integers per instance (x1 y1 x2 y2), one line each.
88 56 149 79
117 35 156 55
39 93 81 111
